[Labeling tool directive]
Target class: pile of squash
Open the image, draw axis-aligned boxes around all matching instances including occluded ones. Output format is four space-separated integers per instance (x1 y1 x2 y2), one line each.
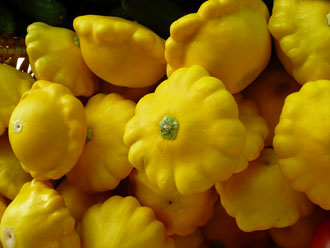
1 0 330 247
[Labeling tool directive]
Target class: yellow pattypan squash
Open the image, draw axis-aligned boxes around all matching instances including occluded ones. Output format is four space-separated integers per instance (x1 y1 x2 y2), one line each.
165 0 271 93
243 56 301 147
26 22 99 97
56 178 111 222
216 148 314 232
129 169 218 236
0 134 31 200
81 195 174 248
203 200 270 248
8 80 87 180
273 79 330 210
98 80 156 103
234 93 268 172
269 206 330 248
171 228 206 248
0 64 34 136
66 93 135 193
124 65 246 195
0 180 80 248
73 15 166 88
268 0 330 85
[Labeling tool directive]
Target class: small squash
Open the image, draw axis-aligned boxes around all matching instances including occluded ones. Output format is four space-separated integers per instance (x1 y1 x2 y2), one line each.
81 195 174 248
26 22 99 97
268 0 330 85
165 0 271 93
216 148 314 232
0 180 80 248
66 93 135 193
73 15 166 88
8 80 87 180
273 79 330 210
124 65 246 195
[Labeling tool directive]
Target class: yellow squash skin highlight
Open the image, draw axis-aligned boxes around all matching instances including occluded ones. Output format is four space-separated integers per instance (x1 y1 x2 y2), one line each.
273 79 330 210
268 0 330 84
81 195 174 248
26 22 99 97
73 15 166 88
8 80 87 180
0 180 80 248
124 65 246 195
0 64 34 136
129 169 218 236
216 148 314 232
66 93 135 193
165 0 271 93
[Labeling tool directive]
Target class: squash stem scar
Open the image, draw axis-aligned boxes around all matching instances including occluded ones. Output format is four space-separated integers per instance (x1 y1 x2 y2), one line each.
3 226 16 248
13 119 23 133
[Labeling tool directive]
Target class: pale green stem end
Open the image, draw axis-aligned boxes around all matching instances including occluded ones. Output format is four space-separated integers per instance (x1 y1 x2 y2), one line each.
159 115 179 140
86 128 92 143
74 35 80 47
